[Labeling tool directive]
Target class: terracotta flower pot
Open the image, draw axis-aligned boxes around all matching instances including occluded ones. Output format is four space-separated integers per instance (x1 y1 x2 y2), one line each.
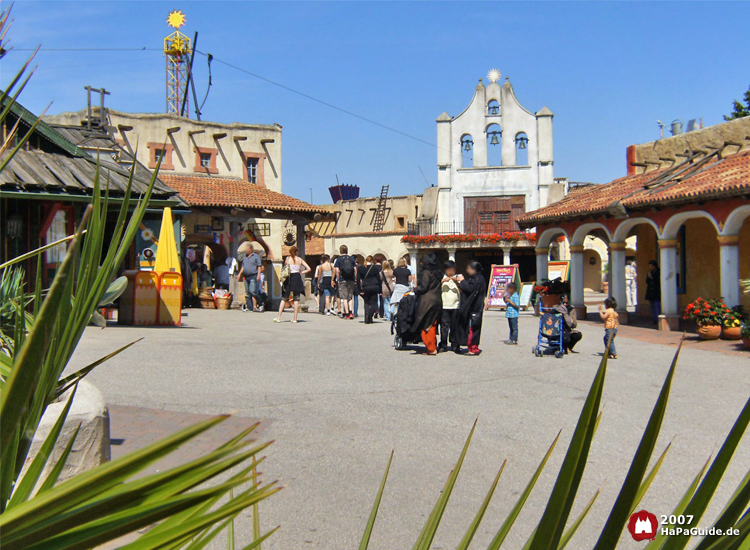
540 294 561 309
743 338 750 350
721 326 742 340
697 323 721 340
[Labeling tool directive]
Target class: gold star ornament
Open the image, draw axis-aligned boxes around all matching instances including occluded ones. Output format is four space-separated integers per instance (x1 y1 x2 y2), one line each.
166 10 186 29
487 69 501 83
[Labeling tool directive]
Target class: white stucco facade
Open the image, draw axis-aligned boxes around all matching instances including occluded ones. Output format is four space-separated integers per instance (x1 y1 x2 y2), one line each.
433 75 558 228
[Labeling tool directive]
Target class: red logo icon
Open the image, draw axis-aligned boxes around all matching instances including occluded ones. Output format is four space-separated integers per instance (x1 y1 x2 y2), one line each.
628 510 658 541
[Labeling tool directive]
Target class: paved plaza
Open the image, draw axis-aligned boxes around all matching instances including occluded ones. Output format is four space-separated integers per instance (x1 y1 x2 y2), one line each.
70 309 750 549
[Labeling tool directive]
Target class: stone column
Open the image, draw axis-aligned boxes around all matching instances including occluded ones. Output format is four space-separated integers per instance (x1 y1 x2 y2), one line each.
503 247 511 265
535 246 549 281
658 239 680 331
569 245 586 319
407 248 419 278
609 241 628 323
295 222 306 258
719 235 740 307
446 248 457 262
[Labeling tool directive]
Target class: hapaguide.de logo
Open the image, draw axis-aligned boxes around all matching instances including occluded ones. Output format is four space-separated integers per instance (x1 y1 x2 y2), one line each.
628 510 659 542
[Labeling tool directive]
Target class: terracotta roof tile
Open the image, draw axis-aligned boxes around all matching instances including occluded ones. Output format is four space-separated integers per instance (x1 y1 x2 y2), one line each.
519 149 750 226
160 174 325 214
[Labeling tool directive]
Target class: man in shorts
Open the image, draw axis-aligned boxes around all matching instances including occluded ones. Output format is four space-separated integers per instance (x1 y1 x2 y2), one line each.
334 244 356 320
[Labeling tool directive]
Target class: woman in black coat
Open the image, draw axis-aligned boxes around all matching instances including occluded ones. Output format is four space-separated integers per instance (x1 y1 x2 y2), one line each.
412 253 443 355
455 261 487 355
357 255 382 324
645 260 661 325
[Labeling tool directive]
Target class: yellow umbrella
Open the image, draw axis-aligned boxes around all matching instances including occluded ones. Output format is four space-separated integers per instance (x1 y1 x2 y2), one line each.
154 207 180 273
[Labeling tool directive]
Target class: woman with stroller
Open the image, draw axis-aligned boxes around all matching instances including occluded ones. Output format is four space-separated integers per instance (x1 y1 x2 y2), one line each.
412 253 443 355
455 261 487 355
554 294 583 353
390 257 414 317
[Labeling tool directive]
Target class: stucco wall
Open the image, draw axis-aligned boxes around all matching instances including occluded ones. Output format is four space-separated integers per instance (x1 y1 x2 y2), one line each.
635 224 658 315
681 218 720 309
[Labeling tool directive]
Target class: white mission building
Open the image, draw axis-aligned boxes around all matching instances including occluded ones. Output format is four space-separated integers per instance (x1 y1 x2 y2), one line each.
409 70 566 278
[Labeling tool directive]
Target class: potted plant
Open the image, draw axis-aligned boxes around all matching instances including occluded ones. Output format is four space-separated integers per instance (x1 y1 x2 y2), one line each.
722 306 746 340
534 278 571 309
683 297 726 340
742 323 750 350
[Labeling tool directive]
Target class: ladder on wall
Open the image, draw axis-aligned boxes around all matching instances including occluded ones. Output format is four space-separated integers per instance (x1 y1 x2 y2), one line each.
372 185 389 232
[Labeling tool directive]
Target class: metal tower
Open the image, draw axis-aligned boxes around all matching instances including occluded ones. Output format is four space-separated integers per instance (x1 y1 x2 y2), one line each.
164 10 190 116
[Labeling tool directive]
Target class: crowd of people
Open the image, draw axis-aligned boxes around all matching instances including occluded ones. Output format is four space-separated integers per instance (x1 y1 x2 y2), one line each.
191 240 639 359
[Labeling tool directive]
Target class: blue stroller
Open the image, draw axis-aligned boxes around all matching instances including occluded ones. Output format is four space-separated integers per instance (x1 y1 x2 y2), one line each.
533 307 565 358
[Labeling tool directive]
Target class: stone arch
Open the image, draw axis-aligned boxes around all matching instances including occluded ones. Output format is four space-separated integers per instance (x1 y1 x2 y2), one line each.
721 204 750 236
537 227 569 248
485 123 502 167
571 223 612 246
460 133 474 168
612 217 661 242
515 132 529 166
662 210 720 239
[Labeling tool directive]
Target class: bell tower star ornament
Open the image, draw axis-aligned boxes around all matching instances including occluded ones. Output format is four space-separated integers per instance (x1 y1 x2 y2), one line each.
487 69 501 83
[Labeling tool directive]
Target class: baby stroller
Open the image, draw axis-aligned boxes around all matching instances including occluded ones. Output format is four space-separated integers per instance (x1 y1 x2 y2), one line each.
393 292 420 350
533 307 565 358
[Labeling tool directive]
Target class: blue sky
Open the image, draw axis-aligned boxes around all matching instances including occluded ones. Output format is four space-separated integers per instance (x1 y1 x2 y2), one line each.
3 1 749 203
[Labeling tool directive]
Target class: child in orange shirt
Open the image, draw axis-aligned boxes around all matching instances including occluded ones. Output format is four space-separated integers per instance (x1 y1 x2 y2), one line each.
598 297 619 359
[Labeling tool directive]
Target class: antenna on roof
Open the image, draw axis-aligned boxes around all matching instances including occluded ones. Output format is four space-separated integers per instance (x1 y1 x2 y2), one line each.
418 165 432 187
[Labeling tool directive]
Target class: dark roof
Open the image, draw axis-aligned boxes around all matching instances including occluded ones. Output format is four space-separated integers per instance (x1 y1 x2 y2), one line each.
518 148 750 227
0 99 184 205
160 174 326 215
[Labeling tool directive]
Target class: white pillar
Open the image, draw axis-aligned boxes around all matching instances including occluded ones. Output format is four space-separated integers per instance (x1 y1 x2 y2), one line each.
446 248 457 262
719 236 740 307
658 239 679 330
610 242 628 322
535 247 548 281
503 247 511 265
409 249 419 276
570 246 585 316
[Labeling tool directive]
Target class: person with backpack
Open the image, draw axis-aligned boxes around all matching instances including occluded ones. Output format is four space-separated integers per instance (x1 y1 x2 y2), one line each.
334 244 357 320
357 255 382 324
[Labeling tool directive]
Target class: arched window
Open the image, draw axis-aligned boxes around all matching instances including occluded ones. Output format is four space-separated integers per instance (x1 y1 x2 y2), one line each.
515 132 529 166
486 124 502 167
487 99 500 116
460 134 474 168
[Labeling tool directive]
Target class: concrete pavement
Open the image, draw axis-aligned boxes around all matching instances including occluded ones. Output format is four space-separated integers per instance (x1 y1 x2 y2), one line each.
69 308 750 549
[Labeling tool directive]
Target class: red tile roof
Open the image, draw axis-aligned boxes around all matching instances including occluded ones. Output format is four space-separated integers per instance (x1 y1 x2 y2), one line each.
160 174 325 214
518 149 750 226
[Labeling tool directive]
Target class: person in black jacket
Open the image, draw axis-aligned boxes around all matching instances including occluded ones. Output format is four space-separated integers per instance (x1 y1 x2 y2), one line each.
645 260 661 325
412 253 443 355
455 261 488 355
357 255 382 324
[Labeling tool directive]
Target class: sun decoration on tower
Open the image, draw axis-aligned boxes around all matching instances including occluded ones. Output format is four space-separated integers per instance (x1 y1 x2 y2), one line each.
166 10 186 29
487 68 502 83
164 10 191 116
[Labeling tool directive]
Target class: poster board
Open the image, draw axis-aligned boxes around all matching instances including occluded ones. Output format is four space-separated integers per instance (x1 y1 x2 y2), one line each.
547 260 570 282
485 265 521 310
519 283 534 310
